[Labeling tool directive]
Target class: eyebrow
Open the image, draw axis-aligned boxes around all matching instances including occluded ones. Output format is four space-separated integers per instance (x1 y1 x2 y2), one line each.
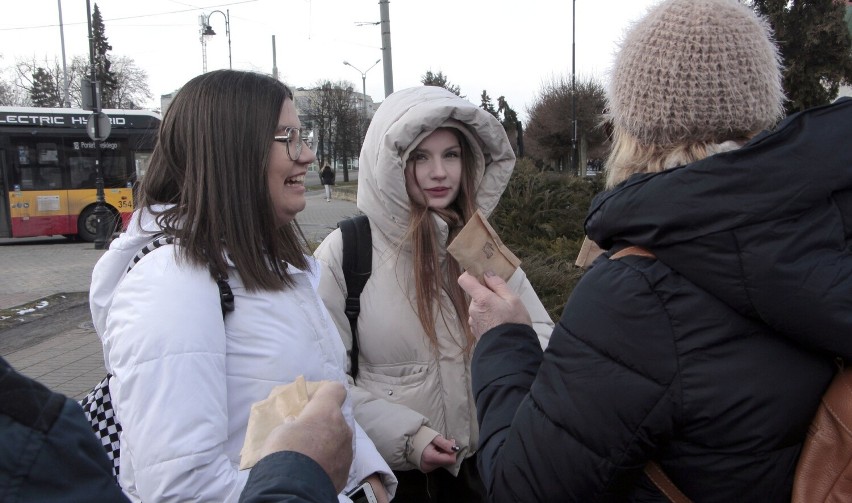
411 144 461 155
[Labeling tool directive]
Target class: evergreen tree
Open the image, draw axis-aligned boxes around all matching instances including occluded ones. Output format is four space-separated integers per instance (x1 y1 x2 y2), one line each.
30 67 61 107
480 90 499 118
421 70 462 97
497 96 522 157
750 0 852 113
91 4 119 108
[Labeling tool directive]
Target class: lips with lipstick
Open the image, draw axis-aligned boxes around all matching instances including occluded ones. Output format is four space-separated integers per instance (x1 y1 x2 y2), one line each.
424 187 451 197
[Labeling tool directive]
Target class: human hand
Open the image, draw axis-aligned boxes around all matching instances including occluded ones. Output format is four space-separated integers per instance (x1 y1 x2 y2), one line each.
458 271 532 340
420 434 459 473
259 381 353 493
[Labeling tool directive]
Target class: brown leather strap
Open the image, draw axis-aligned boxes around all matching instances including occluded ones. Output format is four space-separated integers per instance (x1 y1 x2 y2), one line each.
610 245 656 260
645 461 693 503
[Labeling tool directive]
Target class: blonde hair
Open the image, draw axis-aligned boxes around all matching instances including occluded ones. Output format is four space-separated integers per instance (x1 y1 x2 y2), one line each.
405 128 478 356
605 126 749 188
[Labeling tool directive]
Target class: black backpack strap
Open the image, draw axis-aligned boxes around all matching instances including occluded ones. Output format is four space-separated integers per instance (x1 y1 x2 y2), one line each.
126 233 233 318
339 215 372 379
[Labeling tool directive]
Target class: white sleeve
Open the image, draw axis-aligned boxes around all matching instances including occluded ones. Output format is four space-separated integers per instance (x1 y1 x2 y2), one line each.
107 252 248 502
509 266 555 350
346 420 398 500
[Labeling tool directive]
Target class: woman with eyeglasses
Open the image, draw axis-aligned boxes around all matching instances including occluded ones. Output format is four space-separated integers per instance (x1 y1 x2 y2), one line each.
89 70 395 502
313 86 553 502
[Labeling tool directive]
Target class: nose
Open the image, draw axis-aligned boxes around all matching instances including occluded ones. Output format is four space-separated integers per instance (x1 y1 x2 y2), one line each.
430 159 448 179
298 140 317 164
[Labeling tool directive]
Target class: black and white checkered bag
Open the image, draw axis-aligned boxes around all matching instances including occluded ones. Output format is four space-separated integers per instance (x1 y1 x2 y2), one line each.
79 373 122 478
77 234 175 479
77 234 233 480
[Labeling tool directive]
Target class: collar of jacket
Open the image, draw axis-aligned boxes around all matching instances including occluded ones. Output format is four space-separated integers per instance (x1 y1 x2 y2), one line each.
585 97 852 250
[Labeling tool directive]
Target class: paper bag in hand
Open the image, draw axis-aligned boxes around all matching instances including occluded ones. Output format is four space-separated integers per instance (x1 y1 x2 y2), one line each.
447 209 520 282
239 375 328 470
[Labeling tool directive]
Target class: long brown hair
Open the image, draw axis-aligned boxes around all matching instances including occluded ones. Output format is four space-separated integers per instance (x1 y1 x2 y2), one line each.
405 127 478 355
139 70 309 291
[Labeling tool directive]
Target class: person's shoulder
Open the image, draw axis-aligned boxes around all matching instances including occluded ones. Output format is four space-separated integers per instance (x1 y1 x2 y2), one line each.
313 227 344 264
570 255 669 312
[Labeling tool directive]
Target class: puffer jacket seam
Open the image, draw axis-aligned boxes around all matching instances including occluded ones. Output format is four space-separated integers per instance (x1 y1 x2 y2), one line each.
728 230 757 319
570 259 679 388
579 258 682 497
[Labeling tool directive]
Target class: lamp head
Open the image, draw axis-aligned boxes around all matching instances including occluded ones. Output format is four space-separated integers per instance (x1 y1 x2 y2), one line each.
202 25 216 36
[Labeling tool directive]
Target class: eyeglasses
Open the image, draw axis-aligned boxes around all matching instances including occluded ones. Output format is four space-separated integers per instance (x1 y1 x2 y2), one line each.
273 127 314 161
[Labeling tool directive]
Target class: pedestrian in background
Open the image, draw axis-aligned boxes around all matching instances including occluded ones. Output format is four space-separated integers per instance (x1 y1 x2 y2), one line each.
89 70 394 502
459 0 851 500
320 164 335 202
313 86 553 502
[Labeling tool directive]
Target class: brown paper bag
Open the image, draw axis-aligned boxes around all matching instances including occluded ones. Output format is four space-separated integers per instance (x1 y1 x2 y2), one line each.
239 376 328 470
448 209 521 282
574 236 605 268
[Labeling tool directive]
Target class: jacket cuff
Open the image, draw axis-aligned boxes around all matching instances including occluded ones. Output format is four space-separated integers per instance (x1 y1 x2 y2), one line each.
406 426 441 469
240 451 336 503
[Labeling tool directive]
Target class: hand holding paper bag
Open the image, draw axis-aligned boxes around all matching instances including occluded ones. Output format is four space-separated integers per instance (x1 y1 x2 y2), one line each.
447 209 520 283
240 377 353 493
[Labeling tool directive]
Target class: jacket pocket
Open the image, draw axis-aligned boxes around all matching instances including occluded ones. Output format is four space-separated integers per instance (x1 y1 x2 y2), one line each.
357 362 433 404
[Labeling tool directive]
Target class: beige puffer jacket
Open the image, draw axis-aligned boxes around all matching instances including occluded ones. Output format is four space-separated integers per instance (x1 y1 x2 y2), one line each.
314 86 553 475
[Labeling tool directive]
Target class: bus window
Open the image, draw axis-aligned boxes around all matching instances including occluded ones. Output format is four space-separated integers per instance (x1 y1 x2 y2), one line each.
13 140 63 190
69 155 96 189
65 139 129 189
101 141 129 188
134 151 152 180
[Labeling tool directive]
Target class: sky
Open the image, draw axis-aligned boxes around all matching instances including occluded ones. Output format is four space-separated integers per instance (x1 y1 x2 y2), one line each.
0 0 658 122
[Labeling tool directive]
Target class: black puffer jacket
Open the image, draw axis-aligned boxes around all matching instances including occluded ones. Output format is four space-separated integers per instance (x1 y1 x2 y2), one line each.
472 99 851 502
587 97 852 356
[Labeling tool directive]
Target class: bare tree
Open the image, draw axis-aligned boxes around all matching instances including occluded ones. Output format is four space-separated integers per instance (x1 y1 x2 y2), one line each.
10 54 151 109
12 57 64 106
110 56 152 109
525 75 608 171
0 57 27 105
301 81 360 181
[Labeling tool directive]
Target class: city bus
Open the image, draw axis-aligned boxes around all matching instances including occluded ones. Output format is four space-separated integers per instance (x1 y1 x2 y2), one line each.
0 106 160 241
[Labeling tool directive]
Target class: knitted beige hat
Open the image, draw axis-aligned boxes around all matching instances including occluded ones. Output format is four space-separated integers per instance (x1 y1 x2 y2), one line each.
607 0 784 147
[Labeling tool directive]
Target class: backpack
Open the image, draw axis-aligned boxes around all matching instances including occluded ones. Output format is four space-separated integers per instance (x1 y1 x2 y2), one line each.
79 234 234 478
338 215 372 379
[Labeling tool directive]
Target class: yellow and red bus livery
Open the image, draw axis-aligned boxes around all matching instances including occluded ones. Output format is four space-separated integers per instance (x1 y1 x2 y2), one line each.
0 106 160 241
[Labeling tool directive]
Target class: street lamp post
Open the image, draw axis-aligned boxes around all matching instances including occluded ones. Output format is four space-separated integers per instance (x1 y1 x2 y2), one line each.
201 9 231 70
86 0 110 250
571 0 579 175
343 59 381 125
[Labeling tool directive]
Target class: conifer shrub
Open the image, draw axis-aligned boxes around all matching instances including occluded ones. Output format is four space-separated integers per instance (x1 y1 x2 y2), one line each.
490 158 605 319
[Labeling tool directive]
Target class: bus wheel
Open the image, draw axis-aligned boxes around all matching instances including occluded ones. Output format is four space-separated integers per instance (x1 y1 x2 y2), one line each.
78 205 119 242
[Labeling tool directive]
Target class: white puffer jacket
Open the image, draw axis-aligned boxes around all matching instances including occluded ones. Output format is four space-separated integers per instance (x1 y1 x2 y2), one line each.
314 86 553 475
90 207 394 502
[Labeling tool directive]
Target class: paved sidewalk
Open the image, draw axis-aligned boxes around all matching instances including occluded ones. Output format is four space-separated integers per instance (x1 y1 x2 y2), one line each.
0 190 359 399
